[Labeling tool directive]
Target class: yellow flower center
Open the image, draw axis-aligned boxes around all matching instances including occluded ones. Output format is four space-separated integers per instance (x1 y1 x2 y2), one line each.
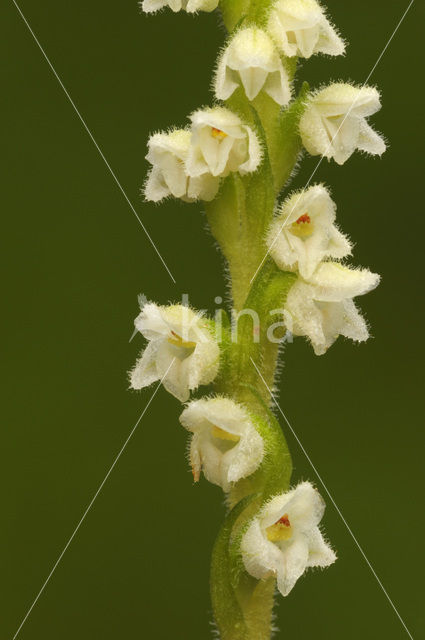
167 330 197 349
211 425 240 442
266 514 293 542
211 127 228 140
290 212 313 238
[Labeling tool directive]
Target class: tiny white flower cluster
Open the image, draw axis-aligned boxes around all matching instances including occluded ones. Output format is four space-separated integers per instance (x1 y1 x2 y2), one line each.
142 0 384 209
136 0 387 605
129 302 265 488
128 300 335 597
144 108 262 203
214 0 344 106
267 184 380 355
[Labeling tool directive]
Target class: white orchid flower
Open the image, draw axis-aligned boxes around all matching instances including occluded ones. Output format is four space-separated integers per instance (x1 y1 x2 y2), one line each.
241 481 336 597
186 107 262 178
267 184 351 279
299 83 386 165
214 27 291 106
180 397 264 491
129 303 220 402
284 262 380 355
144 130 219 202
141 0 218 14
267 0 345 59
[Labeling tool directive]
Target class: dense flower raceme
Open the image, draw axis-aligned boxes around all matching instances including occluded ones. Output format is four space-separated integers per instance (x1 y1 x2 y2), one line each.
186 107 262 178
299 83 386 165
144 130 220 202
241 481 336 597
180 397 264 491
215 27 291 106
267 0 345 59
129 303 220 402
267 184 351 280
283 262 380 355
141 0 218 13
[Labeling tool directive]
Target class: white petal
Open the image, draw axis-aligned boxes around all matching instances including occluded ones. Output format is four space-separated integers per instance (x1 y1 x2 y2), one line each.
144 167 172 202
306 528 337 568
308 262 380 301
264 67 292 106
276 536 309 596
144 130 192 201
241 518 283 579
285 481 325 530
315 16 345 56
357 120 386 156
186 0 218 11
239 66 270 101
239 124 263 174
285 282 327 351
155 341 190 401
337 299 369 343
129 341 160 389
134 302 169 341
214 49 239 101
142 0 218 12
187 174 220 202
226 427 264 484
142 0 172 12
313 84 381 118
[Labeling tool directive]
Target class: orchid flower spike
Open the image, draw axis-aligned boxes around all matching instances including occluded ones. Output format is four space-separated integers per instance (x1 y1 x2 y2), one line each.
284 262 380 355
129 303 220 402
186 107 262 178
267 0 345 59
299 83 386 165
141 0 218 14
179 397 264 491
267 184 351 280
144 130 219 202
214 27 291 106
241 481 336 597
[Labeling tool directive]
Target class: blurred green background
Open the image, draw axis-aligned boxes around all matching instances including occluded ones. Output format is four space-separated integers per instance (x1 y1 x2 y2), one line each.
1 1 423 638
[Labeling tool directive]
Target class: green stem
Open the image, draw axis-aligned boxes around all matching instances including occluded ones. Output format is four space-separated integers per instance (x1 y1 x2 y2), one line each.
208 10 310 640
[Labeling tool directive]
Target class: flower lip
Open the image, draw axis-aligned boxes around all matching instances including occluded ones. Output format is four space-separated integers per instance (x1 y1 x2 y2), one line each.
167 330 197 349
211 127 228 140
266 514 293 542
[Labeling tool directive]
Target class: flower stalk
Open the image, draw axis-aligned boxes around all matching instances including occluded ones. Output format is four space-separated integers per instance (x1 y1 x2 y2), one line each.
132 1 386 637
